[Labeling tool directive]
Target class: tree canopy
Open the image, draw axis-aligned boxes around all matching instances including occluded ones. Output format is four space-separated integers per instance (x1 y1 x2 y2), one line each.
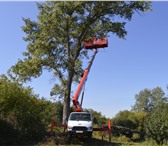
132 87 166 112
131 86 168 144
10 1 151 123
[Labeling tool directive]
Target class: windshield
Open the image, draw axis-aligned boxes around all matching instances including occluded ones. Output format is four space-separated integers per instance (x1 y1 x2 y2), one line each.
69 113 91 121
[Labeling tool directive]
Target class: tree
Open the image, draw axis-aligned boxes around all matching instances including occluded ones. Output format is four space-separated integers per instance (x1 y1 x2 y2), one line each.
85 109 107 125
132 87 166 113
145 103 168 145
132 86 168 144
113 110 137 130
112 110 147 140
10 1 151 124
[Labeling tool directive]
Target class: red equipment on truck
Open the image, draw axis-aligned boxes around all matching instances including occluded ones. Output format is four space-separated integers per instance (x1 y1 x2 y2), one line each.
72 49 97 112
84 36 108 49
72 36 108 111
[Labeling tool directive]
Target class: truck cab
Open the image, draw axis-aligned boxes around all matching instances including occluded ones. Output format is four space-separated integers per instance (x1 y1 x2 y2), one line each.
67 112 93 138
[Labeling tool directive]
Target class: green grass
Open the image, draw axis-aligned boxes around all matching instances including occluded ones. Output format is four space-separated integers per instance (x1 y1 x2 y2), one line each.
37 132 166 146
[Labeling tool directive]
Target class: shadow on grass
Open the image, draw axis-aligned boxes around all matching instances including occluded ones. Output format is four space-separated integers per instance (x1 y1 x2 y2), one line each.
71 137 122 146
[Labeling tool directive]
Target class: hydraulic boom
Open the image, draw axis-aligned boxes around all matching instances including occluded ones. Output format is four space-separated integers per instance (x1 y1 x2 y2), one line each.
72 49 98 112
72 36 108 112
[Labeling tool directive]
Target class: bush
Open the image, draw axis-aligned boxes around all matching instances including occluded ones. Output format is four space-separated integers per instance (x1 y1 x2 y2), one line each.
0 75 47 144
0 119 20 145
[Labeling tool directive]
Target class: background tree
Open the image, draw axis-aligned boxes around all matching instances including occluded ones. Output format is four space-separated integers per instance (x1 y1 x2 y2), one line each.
132 87 166 113
10 1 151 124
144 103 168 145
112 110 137 130
85 109 107 125
132 86 168 144
112 110 146 139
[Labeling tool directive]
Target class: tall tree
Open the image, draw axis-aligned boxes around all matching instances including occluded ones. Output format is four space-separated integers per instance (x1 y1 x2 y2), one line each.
132 87 166 113
10 1 151 123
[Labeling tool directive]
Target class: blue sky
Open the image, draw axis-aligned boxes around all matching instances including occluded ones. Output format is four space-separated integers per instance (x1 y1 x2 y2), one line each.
1 2 168 118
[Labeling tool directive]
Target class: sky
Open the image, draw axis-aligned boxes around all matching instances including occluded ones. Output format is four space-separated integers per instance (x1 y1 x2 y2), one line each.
1 2 168 118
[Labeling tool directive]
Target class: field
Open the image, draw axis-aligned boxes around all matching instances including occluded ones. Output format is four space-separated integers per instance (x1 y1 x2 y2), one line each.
39 133 160 146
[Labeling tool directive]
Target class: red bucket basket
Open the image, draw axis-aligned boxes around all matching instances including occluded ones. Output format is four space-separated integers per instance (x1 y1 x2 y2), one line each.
84 36 108 49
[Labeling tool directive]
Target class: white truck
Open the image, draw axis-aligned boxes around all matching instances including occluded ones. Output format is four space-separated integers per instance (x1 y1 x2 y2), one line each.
67 112 93 138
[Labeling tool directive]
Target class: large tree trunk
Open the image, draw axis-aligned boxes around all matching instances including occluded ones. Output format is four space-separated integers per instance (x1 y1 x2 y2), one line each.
62 28 81 124
62 94 70 124
62 71 74 124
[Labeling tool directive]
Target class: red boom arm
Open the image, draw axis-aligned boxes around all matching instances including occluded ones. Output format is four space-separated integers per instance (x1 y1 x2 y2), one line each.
72 49 98 112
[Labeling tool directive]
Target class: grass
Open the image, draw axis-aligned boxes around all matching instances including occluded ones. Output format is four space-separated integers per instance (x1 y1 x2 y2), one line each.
38 133 155 146
38 131 166 146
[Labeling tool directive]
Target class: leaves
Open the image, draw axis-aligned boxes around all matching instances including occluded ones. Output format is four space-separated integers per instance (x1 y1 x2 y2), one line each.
145 103 168 145
0 75 63 144
10 1 151 98
132 86 168 144
9 1 151 123
132 87 165 112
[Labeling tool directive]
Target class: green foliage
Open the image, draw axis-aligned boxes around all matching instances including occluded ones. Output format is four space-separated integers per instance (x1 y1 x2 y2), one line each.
0 75 63 144
132 87 166 113
132 86 168 145
11 1 151 89
113 110 137 130
9 1 151 123
0 75 46 143
112 110 147 140
144 103 168 145
85 108 108 125
0 119 20 145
